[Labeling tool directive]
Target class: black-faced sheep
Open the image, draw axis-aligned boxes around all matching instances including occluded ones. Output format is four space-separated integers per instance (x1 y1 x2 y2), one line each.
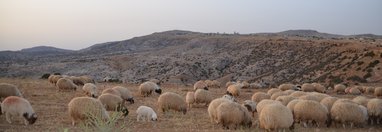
82 83 98 98
0 83 22 100
216 101 252 129
56 78 77 91
157 92 187 114
139 81 162 97
259 103 294 131
251 92 271 103
136 105 157 122
1 96 37 125
112 86 134 104
98 93 129 117
68 97 110 126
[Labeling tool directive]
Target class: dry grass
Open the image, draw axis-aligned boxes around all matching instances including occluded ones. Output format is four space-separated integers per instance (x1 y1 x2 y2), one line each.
0 78 382 132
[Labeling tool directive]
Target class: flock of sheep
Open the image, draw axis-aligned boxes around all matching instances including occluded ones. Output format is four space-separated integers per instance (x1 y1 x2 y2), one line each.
1 75 382 131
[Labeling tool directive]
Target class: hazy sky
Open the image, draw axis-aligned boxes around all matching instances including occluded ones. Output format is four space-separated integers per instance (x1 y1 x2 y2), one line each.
1 0 381 51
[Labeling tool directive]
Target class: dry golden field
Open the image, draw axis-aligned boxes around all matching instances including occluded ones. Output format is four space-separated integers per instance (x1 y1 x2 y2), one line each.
0 77 382 132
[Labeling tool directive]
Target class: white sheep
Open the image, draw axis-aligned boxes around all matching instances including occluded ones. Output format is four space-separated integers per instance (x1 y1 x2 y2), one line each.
68 97 110 126
289 91 308 98
1 96 37 125
278 83 298 91
331 101 367 128
367 98 382 125
194 80 208 91
112 86 134 104
259 103 294 131
185 92 195 109
374 87 382 97
157 92 187 114
256 99 282 114
352 96 369 107
226 83 243 97
334 84 346 94
208 96 234 123
251 92 271 103
312 83 326 93
276 95 297 106
320 97 338 113
301 83 315 92
82 83 98 98
293 100 329 127
267 88 282 96
136 105 157 122
139 81 162 97
98 93 129 117
101 88 121 97
56 78 78 91
216 101 252 129
0 83 22 100
194 89 213 106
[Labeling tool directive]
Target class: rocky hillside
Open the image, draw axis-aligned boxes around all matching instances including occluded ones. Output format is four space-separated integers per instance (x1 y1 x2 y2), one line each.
1 30 381 87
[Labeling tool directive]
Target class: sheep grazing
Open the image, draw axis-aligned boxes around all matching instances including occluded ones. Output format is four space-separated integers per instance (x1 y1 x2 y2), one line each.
365 87 375 94
267 88 282 96
226 83 243 97
283 90 295 95
0 83 22 100
48 75 62 85
242 100 257 113
82 83 98 98
149 78 161 85
286 99 300 113
68 97 109 126
309 92 330 102
79 75 95 84
208 97 234 123
241 81 250 89
56 78 78 91
312 83 326 93
98 93 129 117
334 84 346 94
69 76 85 86
270 91 287 100
374 87 382 97
112 86 134 104
136 106 157 122
320 97 338 112
216 101 252 129
259 103 294 131
194 89 213 107
301 83 315 92
194 80 208 91
157 92 187 114
290 91 308 98
276 95 297 106
251 92 271 104
352 96 369 107
256 99 282 114
293 100 329 127
1 96 37 125
299 95 320 102
349 87 361 95
101 88 121 97
185 92 195 109
278 83 298 91
367 98 382 125
139 81 162 97
331 101 367 128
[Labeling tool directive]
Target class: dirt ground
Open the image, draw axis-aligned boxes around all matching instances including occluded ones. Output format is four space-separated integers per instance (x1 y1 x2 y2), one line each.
0 77 382 132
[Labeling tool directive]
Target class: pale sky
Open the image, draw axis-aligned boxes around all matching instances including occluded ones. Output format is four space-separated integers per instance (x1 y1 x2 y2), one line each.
1 0 381 51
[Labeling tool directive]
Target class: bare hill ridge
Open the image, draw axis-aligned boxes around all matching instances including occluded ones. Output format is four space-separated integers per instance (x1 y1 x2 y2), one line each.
1 30 381 87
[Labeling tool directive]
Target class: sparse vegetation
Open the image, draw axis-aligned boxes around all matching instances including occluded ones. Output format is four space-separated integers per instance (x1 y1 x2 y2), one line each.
364 51 375 57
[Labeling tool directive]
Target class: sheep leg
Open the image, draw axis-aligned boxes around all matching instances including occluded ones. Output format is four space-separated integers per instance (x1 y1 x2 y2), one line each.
137 115 140 122
5 113 12 124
